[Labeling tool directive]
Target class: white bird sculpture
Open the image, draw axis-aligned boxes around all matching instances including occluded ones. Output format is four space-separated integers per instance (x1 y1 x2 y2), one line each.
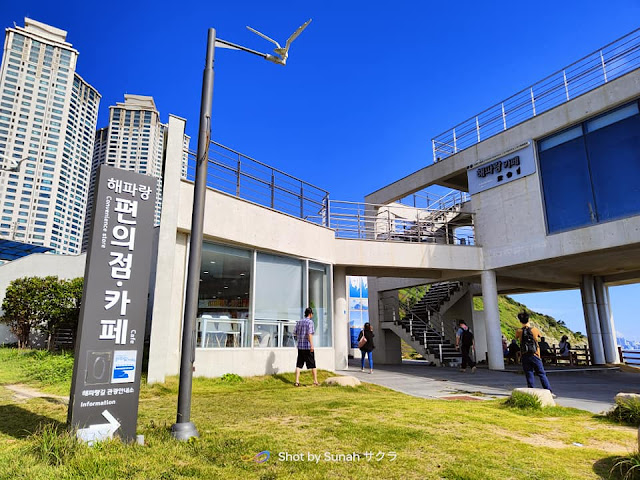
247 19 312 65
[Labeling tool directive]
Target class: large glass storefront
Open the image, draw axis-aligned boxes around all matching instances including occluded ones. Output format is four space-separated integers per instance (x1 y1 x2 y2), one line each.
196 241 332 349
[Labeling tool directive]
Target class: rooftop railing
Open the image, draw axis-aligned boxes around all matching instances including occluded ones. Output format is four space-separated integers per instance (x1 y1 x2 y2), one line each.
432 28 640 162
307 200 475 246
185 141 330 226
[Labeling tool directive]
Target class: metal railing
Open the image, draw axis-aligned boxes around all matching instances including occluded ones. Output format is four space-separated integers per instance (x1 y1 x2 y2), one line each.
310 200 475 245
619 347 640 366
432 28 640 162
185 141 330 226
397 189 470 210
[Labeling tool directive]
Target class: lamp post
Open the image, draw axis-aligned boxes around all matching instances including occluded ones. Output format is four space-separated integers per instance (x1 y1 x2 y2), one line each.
171 21 311 441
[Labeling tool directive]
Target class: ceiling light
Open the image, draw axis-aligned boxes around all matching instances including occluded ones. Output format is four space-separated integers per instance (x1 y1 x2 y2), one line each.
203 271 209 274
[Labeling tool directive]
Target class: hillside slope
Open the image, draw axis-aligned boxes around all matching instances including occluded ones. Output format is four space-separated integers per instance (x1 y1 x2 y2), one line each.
475 295 587 346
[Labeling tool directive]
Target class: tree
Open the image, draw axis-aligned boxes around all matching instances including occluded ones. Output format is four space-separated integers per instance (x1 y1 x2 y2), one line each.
1 276 84 349
1 277 47 348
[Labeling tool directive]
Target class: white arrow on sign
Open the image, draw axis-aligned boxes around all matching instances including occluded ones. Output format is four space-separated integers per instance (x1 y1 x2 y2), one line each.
76 409 121 445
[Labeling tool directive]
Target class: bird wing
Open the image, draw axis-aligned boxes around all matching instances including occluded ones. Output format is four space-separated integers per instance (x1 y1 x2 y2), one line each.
284 19 312 50
246 26 281 49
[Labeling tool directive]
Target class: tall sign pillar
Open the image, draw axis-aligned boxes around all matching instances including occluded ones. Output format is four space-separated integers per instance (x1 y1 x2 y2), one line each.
68 165 156 444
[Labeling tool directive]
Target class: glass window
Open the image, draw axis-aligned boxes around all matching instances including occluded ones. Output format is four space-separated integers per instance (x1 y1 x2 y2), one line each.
254 253 302 347
309 262 332 347
537 100 640 233
196 242 251 348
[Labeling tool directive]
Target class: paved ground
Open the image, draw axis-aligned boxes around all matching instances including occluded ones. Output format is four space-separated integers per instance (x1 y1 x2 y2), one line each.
342 359 640 414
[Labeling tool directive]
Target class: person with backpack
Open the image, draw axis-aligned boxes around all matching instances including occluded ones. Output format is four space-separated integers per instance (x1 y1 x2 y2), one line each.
515 311 554 395
357 322 375 373
455 320 476 373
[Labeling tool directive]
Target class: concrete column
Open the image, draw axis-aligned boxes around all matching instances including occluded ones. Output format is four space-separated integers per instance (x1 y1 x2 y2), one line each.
594 277 620 364
332 266 348 370
481 270 504 370
148 115 187 384
369 277 402 365
581 275 606 365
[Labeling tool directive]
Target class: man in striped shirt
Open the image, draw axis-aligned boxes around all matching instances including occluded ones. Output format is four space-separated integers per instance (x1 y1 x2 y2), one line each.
294 307 318 386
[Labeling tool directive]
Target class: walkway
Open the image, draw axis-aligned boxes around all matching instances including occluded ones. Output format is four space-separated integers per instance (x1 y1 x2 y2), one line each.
344 359 638 414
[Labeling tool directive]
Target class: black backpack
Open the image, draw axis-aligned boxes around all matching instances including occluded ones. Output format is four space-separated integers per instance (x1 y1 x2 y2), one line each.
461 329 474 347
520 327 538 355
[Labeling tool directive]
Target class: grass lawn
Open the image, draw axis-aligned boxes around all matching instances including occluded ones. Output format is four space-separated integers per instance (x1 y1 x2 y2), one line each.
0 348 637 479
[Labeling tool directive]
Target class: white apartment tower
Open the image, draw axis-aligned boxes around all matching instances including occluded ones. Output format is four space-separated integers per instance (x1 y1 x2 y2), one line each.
0 18 100 254
83 95 189 249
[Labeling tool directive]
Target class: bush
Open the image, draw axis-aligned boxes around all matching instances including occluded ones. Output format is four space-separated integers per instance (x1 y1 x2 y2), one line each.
504 390 542 410
607 397 640 426
611 451 640 480
220 373 243 383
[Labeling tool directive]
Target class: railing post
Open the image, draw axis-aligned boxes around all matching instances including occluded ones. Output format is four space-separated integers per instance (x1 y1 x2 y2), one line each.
432 139 437 162
270 171 275 209
416 209 421 242
475 116 480 143
357 211 361 239
423 330 426 347
501 102 506 131
236 155 241 197
409 317 413 337
325 196 330 228
300 183 304 219
453 128 457 153
530 88 536 116
438 343 443 364
387 207 391 238
600 50 608 83
563 70 570 101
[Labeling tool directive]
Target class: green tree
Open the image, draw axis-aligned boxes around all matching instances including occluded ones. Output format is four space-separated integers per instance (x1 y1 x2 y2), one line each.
1 276 84 349
1 277 47 348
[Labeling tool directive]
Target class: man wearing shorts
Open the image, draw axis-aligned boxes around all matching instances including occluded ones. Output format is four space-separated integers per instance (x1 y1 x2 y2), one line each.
294 307 318 386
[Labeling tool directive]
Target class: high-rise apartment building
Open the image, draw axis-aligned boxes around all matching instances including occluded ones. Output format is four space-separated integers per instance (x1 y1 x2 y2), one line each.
83 95 189 249
0 18 100 255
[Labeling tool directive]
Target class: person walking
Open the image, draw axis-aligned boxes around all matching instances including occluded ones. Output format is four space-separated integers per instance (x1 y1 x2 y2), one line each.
455 320 476 373
294 307 318 387
357 322 375 373
515 311 554 396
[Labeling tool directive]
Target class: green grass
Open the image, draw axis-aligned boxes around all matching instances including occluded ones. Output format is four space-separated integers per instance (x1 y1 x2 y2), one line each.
0 348 637 479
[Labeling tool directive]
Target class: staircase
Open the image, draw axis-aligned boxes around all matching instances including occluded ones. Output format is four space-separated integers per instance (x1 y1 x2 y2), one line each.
381 281 468 366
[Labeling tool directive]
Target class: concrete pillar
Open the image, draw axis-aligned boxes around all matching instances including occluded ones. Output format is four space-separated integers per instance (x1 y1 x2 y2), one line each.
481 270 504 370
594 278 620 364
369 277 402 365
581 275 606 365
333 266 348 370
148 115 187 384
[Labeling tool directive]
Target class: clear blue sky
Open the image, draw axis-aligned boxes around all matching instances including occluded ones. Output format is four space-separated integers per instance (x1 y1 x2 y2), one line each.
4 0 640 339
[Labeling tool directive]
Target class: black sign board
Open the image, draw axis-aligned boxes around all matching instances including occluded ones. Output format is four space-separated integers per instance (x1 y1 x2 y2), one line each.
68 165 156 444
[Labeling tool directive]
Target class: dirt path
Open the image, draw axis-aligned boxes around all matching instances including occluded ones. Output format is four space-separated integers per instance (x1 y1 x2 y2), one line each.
3 384 68 404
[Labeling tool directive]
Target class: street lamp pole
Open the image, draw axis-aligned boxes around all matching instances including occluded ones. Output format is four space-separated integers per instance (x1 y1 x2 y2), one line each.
171 20 311 442
171 28 216 441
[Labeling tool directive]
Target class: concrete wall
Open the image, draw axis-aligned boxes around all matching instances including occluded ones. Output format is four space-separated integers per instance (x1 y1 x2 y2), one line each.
0 253 86 345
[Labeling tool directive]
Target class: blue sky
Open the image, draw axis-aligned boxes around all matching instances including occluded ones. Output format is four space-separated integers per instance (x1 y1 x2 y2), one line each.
3 0 640 339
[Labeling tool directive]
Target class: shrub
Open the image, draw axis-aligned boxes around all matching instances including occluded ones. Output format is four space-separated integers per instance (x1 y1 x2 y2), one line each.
607 397 640 426
611 451 640 480
504 390 542 410
220 373 243 383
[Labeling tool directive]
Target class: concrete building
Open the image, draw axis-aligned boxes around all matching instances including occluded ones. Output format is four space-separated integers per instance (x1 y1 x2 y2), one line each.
82 95 189 250
0 18 100 254
1 29 639 383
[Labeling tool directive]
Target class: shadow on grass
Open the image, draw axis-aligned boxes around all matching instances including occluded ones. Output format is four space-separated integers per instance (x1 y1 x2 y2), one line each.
271 374 294 385
594 455 630 480
0 404 64 439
